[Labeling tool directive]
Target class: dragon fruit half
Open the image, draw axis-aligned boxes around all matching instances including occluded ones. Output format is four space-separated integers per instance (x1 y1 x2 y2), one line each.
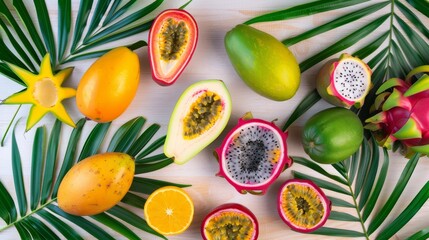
365 66 429 156
316 53 373 108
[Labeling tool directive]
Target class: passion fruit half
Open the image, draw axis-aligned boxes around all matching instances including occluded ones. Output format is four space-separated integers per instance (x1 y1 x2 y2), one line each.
277 179 331 233
148 9 198 86
201 203 259 240
164 80 232 164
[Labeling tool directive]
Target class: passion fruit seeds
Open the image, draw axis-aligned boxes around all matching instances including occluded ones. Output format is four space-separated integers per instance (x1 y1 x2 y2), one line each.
215 114 292 194
164 80 232 164
183 91 223 139
201 203 259 240
160 18 188 61
277 179 331 233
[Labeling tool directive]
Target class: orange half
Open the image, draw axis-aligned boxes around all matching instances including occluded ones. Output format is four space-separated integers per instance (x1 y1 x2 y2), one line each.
144 186 194 235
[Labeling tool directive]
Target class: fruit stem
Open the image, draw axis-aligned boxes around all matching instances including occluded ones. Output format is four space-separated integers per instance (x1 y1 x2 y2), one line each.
0 198 57 232
345 177 370 240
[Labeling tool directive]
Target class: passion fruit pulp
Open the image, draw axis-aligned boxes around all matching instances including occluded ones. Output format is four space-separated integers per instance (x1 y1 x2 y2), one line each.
148 9 198 86
201 203 259 240
277 179 331 233
164 80 232 164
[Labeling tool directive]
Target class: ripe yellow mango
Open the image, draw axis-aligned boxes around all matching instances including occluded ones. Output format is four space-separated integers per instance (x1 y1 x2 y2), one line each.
57 152 135 216
76 47 140 122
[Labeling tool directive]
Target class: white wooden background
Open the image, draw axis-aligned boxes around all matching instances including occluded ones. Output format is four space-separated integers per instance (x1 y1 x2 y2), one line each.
0 0 428 239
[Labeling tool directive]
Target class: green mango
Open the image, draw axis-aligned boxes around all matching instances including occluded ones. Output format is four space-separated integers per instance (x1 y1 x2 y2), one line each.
225 24 301 101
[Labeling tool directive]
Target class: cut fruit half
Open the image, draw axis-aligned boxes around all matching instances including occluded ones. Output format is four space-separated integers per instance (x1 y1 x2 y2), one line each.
164 80 232 164
144 186 194 235
277 179 331 233
148 9 198 86
201 203 258 240
316 53 372 108
3 54 75 131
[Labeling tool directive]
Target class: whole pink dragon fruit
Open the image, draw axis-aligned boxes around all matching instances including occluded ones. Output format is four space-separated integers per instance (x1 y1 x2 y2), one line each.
365 66 429 156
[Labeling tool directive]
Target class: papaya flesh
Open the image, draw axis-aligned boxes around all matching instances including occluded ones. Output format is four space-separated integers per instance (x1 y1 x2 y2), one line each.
148 9 198 86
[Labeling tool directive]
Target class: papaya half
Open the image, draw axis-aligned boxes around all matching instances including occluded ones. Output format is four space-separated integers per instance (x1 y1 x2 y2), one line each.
148 9 198 86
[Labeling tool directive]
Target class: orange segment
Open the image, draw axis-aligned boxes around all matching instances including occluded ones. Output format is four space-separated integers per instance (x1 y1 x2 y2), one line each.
144 186 194 235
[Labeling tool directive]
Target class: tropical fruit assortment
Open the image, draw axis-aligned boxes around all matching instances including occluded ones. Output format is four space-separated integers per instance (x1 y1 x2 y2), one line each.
215 112 292 194
148 9 198 86
3 1 428 239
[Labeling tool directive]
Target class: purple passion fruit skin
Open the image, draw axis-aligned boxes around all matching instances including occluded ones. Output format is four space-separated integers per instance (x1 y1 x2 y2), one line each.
148 9 198 86
201 203 259 240
277 179 331 233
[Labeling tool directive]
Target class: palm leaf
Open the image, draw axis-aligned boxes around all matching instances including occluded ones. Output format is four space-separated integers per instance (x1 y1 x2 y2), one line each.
0 0 190 141
245 3 429 236
0 0 40 64
248 0 429 129
83 0 112 42
70 0 94 53
57 0 72 62
34 0 56 66
12 0 47 58
291 136 427 239
0 117 189 239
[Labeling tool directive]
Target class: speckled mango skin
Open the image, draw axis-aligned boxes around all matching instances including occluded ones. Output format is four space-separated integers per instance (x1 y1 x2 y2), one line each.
57 152 135 216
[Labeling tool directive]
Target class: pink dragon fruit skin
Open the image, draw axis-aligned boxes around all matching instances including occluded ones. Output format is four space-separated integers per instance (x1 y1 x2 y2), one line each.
365 66 429 156
316 53 373 108
215 113 292 195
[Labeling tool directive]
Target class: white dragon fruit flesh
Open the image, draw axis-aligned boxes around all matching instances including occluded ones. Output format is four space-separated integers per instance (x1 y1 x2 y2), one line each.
317 53 373 108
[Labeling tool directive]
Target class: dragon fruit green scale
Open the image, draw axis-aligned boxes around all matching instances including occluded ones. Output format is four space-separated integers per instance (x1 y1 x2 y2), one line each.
365 66 429 156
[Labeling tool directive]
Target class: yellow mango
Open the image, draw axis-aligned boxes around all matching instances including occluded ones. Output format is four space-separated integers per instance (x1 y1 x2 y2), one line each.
57 152 135 216
76 47 140 122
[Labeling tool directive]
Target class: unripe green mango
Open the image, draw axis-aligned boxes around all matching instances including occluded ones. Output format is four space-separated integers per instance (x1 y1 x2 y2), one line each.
225 24 301 101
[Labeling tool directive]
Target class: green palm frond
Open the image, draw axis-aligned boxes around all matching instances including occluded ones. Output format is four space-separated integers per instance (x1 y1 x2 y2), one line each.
0 117 187 239
0 0 191 142
0 0 191 69
243 1 429 238
291 137 429 239
244 0 429 126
